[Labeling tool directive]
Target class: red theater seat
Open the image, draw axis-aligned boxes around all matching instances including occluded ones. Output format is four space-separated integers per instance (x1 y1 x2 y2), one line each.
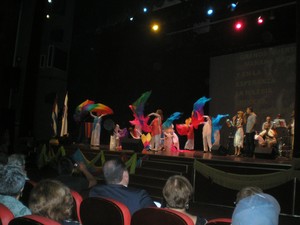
206 217 232 225
131 207 194 225
80 197 131 225
0 203 14 225
8 215 60 225
70 190 83 224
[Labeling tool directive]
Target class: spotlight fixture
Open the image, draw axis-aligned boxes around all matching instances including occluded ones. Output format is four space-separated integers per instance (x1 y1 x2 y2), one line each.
230 2 238 11
151 23 160 32
257 16 264 24
207 8 214 16
234 21 244 31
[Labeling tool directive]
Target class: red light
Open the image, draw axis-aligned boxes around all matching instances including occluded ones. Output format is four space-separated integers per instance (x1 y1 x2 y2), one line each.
234 21 243 30
257 16 264 24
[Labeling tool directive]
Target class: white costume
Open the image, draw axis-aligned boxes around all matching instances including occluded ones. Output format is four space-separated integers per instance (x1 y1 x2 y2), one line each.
202 116 212 152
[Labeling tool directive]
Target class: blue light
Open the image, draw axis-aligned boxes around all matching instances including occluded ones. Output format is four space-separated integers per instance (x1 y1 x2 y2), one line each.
143 7 148 13
230 2 238 11
207 8 214 16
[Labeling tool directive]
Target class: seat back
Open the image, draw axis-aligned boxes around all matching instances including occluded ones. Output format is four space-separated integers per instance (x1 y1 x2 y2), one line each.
131 207 194 225
206 218 232 225
0 203 14 225
70 190 83 224
80 197 131 225
8 215 60 225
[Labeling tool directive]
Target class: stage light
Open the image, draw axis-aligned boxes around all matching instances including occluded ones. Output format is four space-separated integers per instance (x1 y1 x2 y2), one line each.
207 8 214 16
230 2 238 11
143 7 148 13
151 23 160 32
48 0 52 3
234 21 244 31
129 17 134 21
257 16 264 24
46 14 50 19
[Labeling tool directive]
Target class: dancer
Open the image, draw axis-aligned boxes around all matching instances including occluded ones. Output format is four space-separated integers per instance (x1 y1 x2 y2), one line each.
176 117 194 150
148 109 164 151
211 114 229 146
232 111 244 156
129 91 152 139
201 115 212 153
110 124 127 150
162 112 182 152
90 112 107 147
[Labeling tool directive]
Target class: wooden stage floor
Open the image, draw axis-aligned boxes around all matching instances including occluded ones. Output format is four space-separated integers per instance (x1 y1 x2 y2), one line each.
82 143 294 168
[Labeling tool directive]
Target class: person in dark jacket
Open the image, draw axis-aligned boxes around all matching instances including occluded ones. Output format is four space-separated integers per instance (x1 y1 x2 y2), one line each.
89 158 156 215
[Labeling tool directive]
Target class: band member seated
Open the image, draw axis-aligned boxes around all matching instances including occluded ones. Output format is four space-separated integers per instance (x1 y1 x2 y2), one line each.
255 123 277 148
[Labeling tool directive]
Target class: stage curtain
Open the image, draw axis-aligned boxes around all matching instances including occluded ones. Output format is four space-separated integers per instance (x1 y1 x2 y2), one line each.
193 159 299 190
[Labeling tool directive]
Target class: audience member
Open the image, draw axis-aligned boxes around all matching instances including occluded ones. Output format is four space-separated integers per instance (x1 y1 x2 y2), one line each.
234 186 263 204
163 175 207 225
55 156 97 196
29 179 80 225
8 153 28 179
0 164 31 217
232 191 280 225
89 158 156 215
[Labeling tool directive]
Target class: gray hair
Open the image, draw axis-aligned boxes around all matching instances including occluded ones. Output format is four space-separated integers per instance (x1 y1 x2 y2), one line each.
103 159 127 184
8 154 26 167
0 164 26 196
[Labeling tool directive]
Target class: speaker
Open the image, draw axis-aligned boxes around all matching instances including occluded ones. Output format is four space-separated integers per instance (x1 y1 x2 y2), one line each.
254 146 276 159
211 145 228 156
121 138 144 152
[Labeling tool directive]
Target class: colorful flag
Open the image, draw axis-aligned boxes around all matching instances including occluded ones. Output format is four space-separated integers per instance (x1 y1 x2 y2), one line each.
60 92 68 137
51 95 58 137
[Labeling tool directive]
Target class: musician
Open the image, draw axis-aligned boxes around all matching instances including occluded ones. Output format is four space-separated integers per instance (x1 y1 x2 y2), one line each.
273 114 287 129
243 106 257 157
287 110 295 151
261 116 273 131
255 123 277 148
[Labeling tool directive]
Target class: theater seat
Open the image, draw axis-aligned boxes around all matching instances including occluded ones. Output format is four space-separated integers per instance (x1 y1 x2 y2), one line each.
80 197 131 225
70 190 83 224
8 215 60 225
0 203 14 225
131 207 194 225
206 217 232 225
